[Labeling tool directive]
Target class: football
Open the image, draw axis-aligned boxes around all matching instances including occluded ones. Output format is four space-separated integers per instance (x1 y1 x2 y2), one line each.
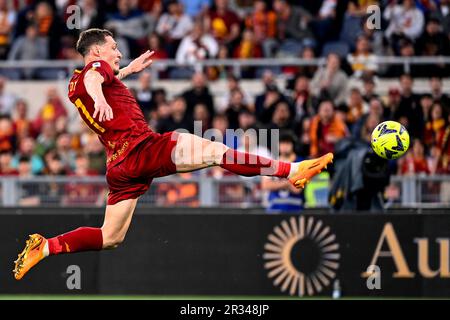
371 120 410 160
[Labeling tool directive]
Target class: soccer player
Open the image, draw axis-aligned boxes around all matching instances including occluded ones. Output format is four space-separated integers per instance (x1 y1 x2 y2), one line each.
13 29 333 280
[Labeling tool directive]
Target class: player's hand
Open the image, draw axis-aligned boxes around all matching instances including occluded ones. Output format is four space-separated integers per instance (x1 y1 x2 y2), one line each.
93 99 113 122
128 50 155 74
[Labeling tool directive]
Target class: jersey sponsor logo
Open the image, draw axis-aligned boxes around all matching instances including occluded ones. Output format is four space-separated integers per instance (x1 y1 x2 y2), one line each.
107 141 129 164
74 98 105 133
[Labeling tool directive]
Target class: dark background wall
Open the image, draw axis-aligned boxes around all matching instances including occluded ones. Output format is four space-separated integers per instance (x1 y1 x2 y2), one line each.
2 208 450 297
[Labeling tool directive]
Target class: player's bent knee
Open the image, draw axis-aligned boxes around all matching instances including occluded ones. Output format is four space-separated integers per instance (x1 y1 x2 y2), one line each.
101 228 126 249
205 141 228 165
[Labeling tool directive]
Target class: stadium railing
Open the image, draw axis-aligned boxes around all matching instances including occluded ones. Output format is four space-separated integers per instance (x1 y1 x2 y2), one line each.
1 174 449 209
0 56 449 80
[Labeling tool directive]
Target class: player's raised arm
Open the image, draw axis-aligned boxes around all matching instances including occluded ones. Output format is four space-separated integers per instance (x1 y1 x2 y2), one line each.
84 69 114 122
117 50 155 80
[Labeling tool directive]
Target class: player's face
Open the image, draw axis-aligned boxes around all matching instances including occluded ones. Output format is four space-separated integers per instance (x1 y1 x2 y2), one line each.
98 36 122 74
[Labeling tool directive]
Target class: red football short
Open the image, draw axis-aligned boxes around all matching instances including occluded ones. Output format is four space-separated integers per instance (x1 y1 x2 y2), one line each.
106 131 179 205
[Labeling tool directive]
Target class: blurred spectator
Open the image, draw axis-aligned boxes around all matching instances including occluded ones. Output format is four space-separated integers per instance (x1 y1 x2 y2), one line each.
424 101 447 149
205 0 241 51
352 97 384 142
0 77 17 117
309 100 349 157
33 1 65 59
225 88 251 129
245 0 277 57
268 0 315 58
56 132 76 171
17 155 41 206
40 150 68 204
0 115 15 153
399 139 430 175
35 121 57 158
76 0 106 31
395 73 423 138
430 76 450 111
347 34 378 78
149 100 170 132
135 71 155 121
207 43 231 79
105 0 155 58
182 72 215 117
145 33 169 77
12 99 33 141
0 150 18 175
256 83 287 125
0 0 17 59
12 136 44 175
232 28 262 78
33 87 68 133
416 16 449 56
261 133 304 213
420 93 434 125
174 20 218 77
387 37 418 77
8 24 48 78
361 73 379 103
291 75 316 127
237 108 256 131
384 86 402 120
432 0 450 34
310 53 349 106
180 0 210 18
218 74 253 113
157 96 193 133
268 101 295 135
384 0 425 54
156 0 193 57
193 103 211 133
83 131 106 174
211 113 236 148
311 0 337 45
341 87 369 129
290 46 318 79
254 69 277 116
298 117 312 158
17 155 33 177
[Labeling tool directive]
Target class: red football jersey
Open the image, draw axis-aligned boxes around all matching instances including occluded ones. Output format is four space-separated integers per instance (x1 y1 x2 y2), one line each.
68 60 153 169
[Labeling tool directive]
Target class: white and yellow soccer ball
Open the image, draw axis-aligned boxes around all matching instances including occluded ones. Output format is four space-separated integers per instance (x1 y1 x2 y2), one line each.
371 120 410 160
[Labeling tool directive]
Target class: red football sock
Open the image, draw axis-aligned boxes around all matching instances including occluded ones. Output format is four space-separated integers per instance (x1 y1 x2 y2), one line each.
47 227 103 255
220 149 291 177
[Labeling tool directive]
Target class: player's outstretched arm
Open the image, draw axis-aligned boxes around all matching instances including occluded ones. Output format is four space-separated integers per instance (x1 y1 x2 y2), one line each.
117 50 155 80
84 69 113 122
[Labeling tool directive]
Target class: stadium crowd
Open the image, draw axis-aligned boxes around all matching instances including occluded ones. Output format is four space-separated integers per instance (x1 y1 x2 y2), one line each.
0 0 449 207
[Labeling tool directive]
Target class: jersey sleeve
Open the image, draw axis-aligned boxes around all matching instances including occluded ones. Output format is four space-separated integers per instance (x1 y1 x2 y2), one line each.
87 60 115 84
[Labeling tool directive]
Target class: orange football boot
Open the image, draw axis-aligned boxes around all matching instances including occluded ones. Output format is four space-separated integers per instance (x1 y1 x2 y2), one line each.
13 234 47 280
289 153 334 189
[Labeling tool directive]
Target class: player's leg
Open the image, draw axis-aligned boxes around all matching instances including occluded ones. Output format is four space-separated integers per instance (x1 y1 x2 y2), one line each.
173 132 333 187
101 198 138 249
13 198 138 280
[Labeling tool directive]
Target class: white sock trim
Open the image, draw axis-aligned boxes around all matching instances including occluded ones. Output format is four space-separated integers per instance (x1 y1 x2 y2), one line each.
43 241 49 257
288 162 300 179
